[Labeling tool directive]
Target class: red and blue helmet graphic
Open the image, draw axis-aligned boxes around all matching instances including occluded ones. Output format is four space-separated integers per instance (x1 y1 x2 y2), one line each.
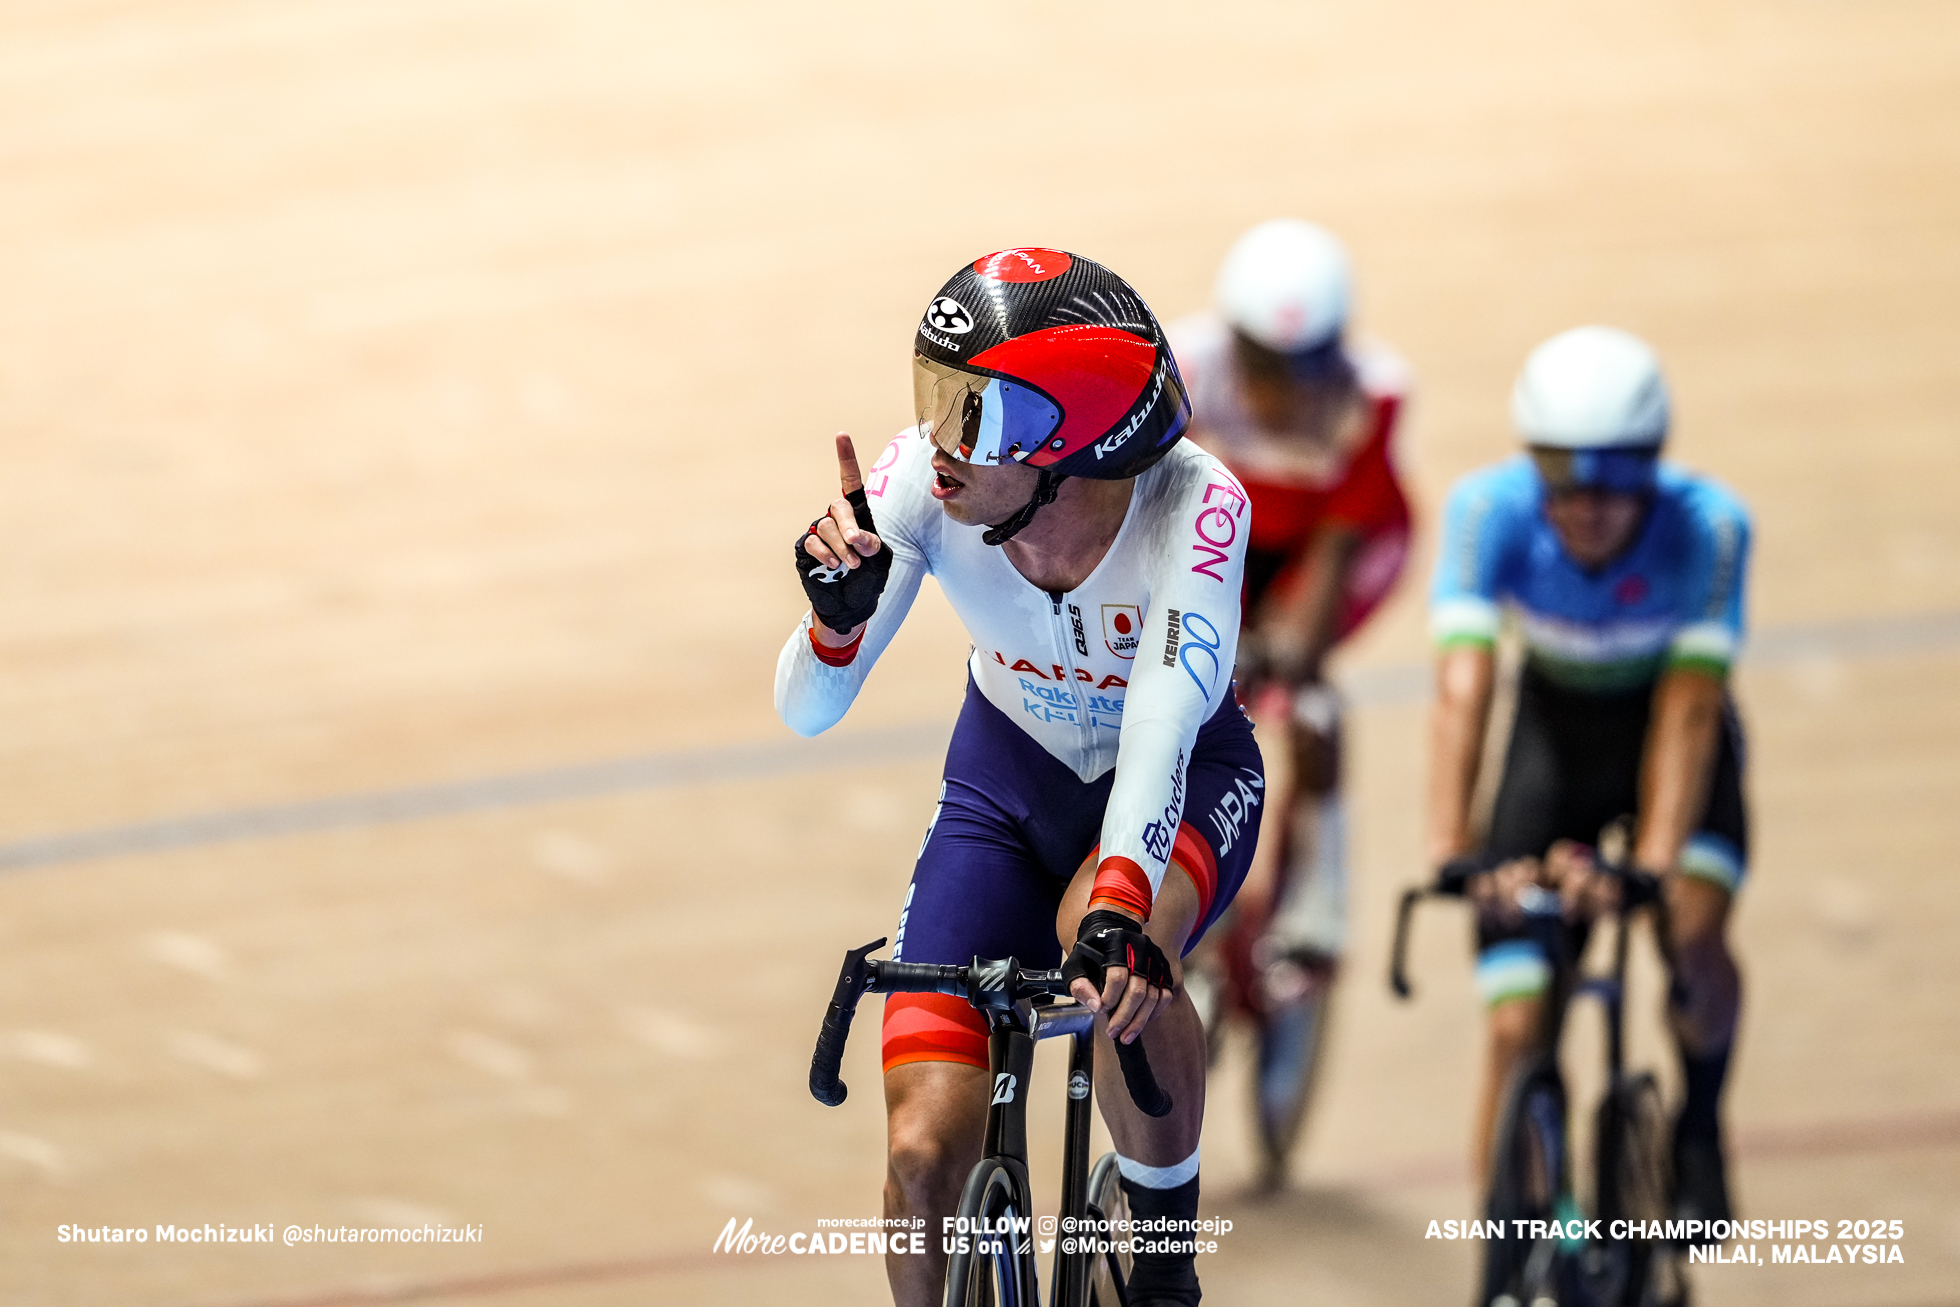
912 249 1191 481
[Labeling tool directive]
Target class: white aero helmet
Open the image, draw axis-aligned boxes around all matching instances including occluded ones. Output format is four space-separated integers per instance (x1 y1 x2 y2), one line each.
1215 218 1351 355
1512 326 1669 449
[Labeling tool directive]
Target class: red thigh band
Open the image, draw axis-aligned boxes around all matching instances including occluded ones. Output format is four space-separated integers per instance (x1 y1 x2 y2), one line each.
1170 820 1220 924
881 992 987 1073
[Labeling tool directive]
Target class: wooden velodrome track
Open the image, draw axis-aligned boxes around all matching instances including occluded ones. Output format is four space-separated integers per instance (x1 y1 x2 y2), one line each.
3 2 1957 1303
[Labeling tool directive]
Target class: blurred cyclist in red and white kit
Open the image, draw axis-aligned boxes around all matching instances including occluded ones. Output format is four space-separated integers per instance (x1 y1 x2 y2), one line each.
1169 219 1412 1006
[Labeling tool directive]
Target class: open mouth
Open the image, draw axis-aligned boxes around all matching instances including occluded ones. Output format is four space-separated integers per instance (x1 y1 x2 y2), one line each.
927 451 968 501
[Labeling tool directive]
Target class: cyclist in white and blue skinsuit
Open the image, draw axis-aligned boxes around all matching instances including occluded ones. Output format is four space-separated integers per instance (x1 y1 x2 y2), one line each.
781 249 1261 1307
1425 326 1750 1234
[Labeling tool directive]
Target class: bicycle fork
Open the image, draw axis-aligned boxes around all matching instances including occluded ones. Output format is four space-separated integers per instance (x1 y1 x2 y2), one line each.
974 1008 1106 1307
1054 1025 1096 1307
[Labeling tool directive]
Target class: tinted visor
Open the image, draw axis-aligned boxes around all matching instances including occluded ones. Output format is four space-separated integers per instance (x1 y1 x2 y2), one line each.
913 354 1063 466
1530 446 1659 494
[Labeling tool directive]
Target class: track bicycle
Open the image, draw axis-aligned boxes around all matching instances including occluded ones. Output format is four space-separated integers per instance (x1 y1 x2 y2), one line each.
1184 673 1344 1190
1184 895 1335 1191
811 938 1174 1307
1390 858 1689 1307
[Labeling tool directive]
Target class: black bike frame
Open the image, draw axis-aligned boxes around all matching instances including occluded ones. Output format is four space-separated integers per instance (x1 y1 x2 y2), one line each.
977 988 1104 1307
1390 869 1675 1072
1547 880 1677 1085
1389 865 1679 1306
810 944 1156 1307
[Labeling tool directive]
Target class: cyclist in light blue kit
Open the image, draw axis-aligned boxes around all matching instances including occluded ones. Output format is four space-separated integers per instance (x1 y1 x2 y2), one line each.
1425 326 1749 1231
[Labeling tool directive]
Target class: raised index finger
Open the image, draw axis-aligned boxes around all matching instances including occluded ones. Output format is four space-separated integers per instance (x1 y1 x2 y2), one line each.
835 433 863 495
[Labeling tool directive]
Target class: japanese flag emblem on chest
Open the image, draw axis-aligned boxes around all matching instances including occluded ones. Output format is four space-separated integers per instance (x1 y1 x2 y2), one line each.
1102 605 1143 659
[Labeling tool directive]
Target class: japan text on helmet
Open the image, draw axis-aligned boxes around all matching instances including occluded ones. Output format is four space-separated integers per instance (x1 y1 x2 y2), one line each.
1214 219 1353 381
1513 326 1669 494
913 248 1189 486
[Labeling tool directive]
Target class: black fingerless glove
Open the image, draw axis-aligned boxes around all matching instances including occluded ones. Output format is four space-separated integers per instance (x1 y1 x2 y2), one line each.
1436 851 1504 896
1061 909 1175 995
793 487 894 635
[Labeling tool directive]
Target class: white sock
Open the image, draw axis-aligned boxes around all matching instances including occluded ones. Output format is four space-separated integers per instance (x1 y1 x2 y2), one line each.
1116 1145 1200 1189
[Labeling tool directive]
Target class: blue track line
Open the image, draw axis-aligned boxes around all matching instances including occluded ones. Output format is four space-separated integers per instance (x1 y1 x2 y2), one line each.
2 610 1954 873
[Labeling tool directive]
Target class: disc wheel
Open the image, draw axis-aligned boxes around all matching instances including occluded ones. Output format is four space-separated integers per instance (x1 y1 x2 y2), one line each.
1084 1151 1133 1307
1481 1060 1568 1307
944 1158 1035 1307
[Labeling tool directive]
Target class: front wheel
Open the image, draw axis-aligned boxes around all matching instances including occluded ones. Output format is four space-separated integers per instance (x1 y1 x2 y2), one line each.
1084 1151 1133 1307
1182 942 1229 1068
944 1158 1038 1307
1481 1060 1568 1307
1587 1072 1677 1306
1590 1072 1690 1307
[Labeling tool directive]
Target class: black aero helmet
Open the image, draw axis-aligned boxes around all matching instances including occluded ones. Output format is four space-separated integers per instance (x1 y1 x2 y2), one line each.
912 248 1190 544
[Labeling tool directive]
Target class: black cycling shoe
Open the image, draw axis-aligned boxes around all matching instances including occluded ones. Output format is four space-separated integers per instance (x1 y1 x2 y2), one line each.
1126 1257 1201 1306
1671 1131 1733 1242
1128 1288 1201 1307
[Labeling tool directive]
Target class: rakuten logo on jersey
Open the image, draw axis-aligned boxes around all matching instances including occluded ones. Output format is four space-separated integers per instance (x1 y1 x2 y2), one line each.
1191 478 1249 582
1018 678 1124 729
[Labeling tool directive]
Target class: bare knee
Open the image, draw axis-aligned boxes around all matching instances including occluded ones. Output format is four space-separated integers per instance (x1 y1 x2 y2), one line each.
1673 929 1735 992
1664 877 1741 1050
1486 997 1543 1070
1666 877 1736 979
884 1063 985 1207
886 1117 963 1201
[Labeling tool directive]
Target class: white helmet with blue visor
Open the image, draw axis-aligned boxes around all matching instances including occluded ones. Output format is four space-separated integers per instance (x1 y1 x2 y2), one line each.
1513 325 1668 493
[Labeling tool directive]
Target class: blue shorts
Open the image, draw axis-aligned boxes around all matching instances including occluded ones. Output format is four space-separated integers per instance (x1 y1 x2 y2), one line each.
883 677 1265 1071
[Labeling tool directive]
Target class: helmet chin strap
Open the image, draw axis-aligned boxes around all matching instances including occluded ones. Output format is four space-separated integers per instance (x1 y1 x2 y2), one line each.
982 468 1067 547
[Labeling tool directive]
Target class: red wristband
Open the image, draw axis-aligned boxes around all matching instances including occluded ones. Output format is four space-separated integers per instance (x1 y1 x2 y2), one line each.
1087 855 1153 922
809 622 864 667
